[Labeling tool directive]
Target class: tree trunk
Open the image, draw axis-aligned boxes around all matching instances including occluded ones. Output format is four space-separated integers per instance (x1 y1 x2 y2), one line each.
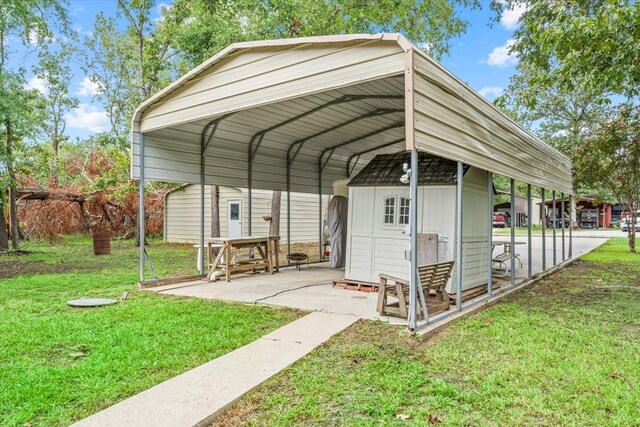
270 191 281 236
629 201 637 253
210 185 220 238
0 195 8 250
6 118 19 250
50 137 59 187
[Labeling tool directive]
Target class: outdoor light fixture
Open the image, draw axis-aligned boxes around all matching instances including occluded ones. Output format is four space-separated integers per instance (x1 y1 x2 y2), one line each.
400 162 411 184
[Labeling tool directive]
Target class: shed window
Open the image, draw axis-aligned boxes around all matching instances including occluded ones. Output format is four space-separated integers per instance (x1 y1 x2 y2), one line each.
398 197 410 225
384 197 395 224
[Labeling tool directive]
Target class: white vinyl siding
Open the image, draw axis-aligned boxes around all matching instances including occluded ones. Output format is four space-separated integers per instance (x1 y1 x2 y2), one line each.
165 184 328 244
345 166 489 294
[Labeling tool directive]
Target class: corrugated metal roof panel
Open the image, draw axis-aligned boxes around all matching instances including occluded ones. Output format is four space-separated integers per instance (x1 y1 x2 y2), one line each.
131 33 572 196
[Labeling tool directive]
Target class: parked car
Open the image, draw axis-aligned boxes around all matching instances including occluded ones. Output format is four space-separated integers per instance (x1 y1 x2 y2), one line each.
493 212 507 228
621 211 640 232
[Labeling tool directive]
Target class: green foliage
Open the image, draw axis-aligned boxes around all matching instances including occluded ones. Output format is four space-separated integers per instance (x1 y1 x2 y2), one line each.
491 0 637 202
162 0 480 70
574 105 640 251
493 0 640 99
0 235 301 426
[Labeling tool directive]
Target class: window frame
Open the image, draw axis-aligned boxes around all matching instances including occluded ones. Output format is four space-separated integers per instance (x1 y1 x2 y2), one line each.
398 196 411 225
382 196 396 226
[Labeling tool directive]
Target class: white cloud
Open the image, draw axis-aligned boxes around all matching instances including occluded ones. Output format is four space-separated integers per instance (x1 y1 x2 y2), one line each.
66 104 110 133
27 28 40 45
478 86 504 99
487 39 518 68
499 1 527 30
76 77 102 96
155 3 172 23
27 75 48 94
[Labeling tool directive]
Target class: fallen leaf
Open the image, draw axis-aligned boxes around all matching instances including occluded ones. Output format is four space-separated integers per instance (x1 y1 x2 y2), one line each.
484 319 494 325
609 371 620 379
428 414 442 424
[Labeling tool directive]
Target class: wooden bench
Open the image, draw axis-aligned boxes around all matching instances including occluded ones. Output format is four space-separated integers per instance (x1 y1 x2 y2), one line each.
377 261 455 319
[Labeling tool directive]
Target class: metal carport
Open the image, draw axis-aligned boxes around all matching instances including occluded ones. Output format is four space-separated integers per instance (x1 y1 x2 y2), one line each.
131 33 573 331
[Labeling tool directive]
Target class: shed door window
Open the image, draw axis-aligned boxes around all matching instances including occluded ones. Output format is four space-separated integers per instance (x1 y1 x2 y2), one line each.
230 203 240 220
384 197 396 224
398 197 410 225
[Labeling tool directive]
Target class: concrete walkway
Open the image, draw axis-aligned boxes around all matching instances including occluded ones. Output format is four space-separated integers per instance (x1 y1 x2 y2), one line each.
72 312 358 427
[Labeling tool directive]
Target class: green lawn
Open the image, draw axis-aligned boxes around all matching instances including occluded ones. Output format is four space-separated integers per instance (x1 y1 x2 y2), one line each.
213 238 640 426
0 236 301 426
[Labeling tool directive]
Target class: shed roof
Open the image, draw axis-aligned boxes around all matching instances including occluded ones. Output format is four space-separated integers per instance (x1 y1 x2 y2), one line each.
348 151 468 187
131 33 573 195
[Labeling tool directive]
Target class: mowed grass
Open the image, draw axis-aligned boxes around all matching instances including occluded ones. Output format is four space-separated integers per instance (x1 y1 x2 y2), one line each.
0 236 301 426
214 238 640 426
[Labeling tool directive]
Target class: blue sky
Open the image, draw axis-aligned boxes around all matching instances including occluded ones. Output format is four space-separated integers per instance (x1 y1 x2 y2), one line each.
18 1 523 141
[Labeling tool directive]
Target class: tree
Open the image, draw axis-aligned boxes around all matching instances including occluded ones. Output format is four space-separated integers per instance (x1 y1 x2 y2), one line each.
574 105 640 252
83 0 175 139
163 0 479 70
269 191 281 237
32 44 79 186
492 0 639 99
0 0 69 249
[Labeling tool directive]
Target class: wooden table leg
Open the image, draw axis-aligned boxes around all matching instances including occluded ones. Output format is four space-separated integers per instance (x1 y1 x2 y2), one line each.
225 243 231 282
208 248 225 281
265 241 273 274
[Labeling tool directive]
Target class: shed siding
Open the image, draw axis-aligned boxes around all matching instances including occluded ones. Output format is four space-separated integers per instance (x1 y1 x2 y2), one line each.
346 167 489 293
412 52 572 195
165 185 327 243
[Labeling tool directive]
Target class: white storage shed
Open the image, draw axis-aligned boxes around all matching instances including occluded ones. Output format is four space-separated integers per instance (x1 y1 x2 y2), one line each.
345 151 489 293
164 184 327 243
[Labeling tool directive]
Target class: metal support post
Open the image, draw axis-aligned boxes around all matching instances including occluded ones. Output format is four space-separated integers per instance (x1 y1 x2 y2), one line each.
138 132 145 282
487 172 493 296
318 159 324 262
510 178 516 287
408 149 420 329
200 146 205 275
455 162 464 309
561 193 566 261
569 194 573 258
527 184 532 278
552 191 557 266
541 188 546 271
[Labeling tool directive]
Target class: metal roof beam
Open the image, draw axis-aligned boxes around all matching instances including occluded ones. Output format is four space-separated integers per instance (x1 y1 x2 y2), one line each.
317 122 404 171
286 108 403 165
345 137 405 176
249 94 402 165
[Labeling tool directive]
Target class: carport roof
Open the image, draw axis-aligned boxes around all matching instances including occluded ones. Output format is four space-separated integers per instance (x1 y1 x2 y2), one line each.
131 33 573 195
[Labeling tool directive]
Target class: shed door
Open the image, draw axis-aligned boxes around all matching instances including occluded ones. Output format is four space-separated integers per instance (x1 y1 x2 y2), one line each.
227 200 242 238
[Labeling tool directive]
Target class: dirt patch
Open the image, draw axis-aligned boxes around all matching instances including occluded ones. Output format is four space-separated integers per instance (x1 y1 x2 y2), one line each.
0 256 108 280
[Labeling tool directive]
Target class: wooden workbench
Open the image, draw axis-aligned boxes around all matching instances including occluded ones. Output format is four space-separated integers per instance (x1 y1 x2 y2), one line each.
207 236 280 282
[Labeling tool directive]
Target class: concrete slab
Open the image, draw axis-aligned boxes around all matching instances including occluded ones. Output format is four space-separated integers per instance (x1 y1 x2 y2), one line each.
71 311 358 427
153 236 607 322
